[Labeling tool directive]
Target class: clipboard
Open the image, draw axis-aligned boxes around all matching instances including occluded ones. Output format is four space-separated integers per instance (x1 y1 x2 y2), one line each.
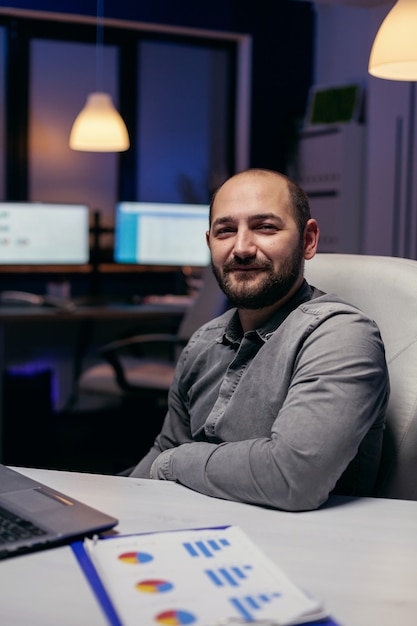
72 526 340 626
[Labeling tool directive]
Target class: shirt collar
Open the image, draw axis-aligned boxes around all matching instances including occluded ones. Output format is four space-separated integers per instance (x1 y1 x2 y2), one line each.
221 280 314 345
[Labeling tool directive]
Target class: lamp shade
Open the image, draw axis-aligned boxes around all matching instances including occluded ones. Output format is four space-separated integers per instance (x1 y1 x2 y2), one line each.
69 92 130 152
369 0 417 81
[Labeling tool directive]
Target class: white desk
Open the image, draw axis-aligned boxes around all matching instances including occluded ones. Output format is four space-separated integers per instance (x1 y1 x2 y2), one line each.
1 468 417 626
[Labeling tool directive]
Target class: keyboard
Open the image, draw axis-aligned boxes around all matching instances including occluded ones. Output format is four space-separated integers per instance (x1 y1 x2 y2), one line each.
0 504 47 545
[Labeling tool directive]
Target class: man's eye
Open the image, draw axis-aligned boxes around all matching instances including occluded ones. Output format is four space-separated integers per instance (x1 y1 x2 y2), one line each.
215 227 235 236
256 223 277 231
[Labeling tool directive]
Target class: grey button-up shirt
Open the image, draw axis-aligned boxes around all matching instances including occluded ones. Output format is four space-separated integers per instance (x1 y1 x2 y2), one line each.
131 281 389 511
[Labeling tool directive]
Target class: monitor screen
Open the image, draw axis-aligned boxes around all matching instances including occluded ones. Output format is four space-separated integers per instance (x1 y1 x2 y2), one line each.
0 202 90 265
114 202 210 267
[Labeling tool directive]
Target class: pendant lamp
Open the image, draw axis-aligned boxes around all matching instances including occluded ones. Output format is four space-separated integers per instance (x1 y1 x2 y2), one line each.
369 0 417 81
69 0 130 151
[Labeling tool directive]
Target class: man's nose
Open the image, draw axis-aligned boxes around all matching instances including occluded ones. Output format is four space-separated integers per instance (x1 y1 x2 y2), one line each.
233 228 256 258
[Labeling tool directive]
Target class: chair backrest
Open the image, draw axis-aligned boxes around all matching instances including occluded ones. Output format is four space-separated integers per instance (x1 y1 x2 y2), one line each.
305 253 417 501
177 265 229 343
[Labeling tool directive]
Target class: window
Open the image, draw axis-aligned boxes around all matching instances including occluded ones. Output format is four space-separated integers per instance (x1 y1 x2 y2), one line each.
0 10 251 234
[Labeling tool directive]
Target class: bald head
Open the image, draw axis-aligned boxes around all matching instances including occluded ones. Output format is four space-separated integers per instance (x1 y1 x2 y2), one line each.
210 169 311 236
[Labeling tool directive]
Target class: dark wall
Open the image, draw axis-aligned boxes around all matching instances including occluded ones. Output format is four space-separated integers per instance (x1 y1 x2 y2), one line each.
4 0 314 172
231 1 315 171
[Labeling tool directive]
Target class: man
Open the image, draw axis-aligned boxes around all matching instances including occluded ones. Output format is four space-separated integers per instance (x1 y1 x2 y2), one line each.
130 168 389 511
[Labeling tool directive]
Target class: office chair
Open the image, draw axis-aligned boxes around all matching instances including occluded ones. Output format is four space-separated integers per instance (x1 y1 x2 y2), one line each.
305 253 417 501
52 265 227 474
74 264 228 405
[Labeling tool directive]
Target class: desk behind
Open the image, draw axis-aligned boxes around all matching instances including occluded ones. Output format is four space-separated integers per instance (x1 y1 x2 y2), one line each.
0 300 188 321
0 303 188 466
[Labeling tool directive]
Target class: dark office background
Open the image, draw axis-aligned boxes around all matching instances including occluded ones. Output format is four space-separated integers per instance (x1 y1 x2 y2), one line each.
0 0 315 473
2 0 315 173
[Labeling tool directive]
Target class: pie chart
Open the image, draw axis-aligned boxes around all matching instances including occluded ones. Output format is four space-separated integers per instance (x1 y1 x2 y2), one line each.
155 609 196 624
135 579 174 593
118 551 153 564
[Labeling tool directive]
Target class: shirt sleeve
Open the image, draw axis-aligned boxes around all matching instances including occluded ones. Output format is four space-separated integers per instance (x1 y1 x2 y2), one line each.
129 350 196 478
132 312 389 511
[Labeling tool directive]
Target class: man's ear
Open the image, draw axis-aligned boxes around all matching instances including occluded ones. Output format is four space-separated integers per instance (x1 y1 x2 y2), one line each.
206 230 211 250
303 219 319 260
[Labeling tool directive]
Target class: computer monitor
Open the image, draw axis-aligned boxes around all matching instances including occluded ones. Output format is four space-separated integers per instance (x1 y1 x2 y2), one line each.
0 202 90 265
114 202 210 267
304 83 363 129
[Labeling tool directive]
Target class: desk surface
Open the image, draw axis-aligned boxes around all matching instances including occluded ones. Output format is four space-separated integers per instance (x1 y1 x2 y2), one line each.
0 301 189 321
0 468 416 626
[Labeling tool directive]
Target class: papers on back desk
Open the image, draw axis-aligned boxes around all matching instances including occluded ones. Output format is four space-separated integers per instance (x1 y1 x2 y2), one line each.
82 525 332 626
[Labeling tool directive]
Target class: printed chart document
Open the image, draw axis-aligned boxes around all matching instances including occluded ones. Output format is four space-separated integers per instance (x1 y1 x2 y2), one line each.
73 525 338 626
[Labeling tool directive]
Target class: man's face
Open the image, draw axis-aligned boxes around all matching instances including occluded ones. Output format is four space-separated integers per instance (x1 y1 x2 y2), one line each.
207 172 305 310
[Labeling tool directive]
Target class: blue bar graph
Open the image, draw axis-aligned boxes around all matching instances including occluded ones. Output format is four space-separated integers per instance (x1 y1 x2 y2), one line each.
246 595 260 609
219 567 239 586
182 535 232 558
183 542 199 557
204 564 253 588
230 597 253 621
208 539 222 551
259 594 271 603
205 569 223 586
196 541 212 557
232 565 252 579
229 592 282 621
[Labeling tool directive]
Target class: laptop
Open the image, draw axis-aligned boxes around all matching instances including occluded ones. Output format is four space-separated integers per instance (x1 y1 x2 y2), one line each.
0 464 118 560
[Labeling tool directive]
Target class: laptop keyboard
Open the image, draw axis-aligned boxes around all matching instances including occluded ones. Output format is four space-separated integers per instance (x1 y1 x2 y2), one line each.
0 504 47 544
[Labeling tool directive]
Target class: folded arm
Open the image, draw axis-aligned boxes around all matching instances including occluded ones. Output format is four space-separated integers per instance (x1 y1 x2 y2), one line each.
131 313 389 511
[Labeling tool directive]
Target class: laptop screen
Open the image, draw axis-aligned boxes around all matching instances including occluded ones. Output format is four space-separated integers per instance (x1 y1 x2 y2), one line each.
0 202 90 265
114 202 210 267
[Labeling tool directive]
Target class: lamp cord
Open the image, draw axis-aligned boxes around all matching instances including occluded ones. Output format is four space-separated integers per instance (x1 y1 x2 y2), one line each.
95 0 104 91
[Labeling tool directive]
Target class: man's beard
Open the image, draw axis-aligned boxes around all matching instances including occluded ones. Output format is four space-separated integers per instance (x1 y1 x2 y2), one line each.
212 242 304 310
